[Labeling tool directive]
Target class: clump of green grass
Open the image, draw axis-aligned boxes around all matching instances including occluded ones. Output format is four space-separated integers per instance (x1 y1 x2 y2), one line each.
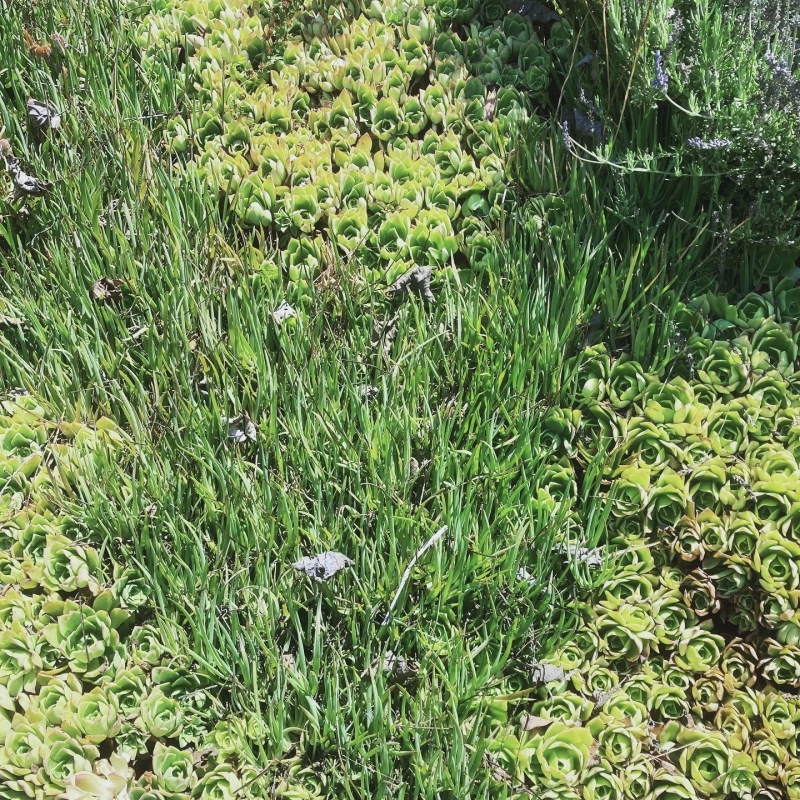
0 2 616 796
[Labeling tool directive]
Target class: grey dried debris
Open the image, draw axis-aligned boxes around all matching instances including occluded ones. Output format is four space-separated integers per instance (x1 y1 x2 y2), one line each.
569 107 603 141
272 300 296 324
557 543 604 568
516 566 537 586
388 266 435 303
409 456 431 479
529 662 566 685
281 653 296 671
90 277 124 303
359 384 379 402
382 650 417 683
224 413 257 444
484 87 498 121
27 98 61 131
372 312 400 355
519 713 552 731
361 650 418 683
2 155 51 200
292 551 354 582
507 0 561 23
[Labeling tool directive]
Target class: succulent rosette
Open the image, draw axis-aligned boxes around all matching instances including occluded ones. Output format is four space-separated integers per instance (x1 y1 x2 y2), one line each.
697 341 751 395
651 588 698 647
751 320 798 375
525 721 593 788
755 531 800 594
646 471 691 532
672 623 725 673
139 687 184 738
607 357 648 409
152 743 197 793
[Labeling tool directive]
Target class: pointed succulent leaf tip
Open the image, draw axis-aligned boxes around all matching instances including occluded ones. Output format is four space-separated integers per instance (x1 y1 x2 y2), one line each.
292 551 354 581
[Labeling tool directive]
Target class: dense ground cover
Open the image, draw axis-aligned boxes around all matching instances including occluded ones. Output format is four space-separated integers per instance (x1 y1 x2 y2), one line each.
1 0 799 797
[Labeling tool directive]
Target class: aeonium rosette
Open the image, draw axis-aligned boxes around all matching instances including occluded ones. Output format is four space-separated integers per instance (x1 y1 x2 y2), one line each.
409 209 457 264
751 319 798 375
526 721 594 788
607 357 649 409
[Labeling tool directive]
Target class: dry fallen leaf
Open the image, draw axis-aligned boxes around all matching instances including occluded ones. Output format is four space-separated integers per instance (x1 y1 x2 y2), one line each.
4 157 51 200
272 300 296 324
484 88 498 122
292 551 353 582
281 653 296 671
90 278 124 303
27 99 61 131
224 413 257 444
529 663 565 685
372 312 400 355
519 714 552 732
358 385 379 402
388 267 435 303
23 29 53 59
382 650 417 683
558 543 604 568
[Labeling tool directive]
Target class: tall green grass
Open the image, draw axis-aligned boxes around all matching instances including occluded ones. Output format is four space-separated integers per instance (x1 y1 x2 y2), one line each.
3 0 797 794
1 2 615 795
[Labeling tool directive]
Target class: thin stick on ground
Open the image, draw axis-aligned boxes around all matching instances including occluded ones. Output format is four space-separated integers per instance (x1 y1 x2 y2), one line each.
381 525 448 627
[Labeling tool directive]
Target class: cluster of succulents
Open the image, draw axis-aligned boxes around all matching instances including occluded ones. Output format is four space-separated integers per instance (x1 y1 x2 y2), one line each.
136 0 573 295
0 395 267 800
487 284 800 798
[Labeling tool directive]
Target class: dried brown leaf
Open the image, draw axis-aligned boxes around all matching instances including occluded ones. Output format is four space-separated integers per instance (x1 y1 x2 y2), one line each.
519 714 551 732
484 88 498 122
91 278 124 302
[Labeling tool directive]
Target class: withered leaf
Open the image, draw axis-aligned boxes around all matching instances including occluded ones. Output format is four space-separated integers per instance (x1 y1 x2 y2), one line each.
27 99 61 131
388 267 435 303
0 314 25 327
90 278 124 303
224 413 257 444
372 312 400 355
519 714 552 732
6 158 51 200
281 653 296 670
359 384 379 402
558 543 604 568
484 88 498 122
272 300 296 324
382 650 417 683
507 0 561 23
529 663 565 685
292 551 353 582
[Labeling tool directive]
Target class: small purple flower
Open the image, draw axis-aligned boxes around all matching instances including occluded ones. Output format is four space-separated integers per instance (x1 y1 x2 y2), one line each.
561 119 572 148
652 50 669 92
686 137 731 150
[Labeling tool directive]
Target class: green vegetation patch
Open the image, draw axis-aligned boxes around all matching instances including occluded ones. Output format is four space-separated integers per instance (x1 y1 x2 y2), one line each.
135 0 576 295
0 397 265 799
484 288 800 797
